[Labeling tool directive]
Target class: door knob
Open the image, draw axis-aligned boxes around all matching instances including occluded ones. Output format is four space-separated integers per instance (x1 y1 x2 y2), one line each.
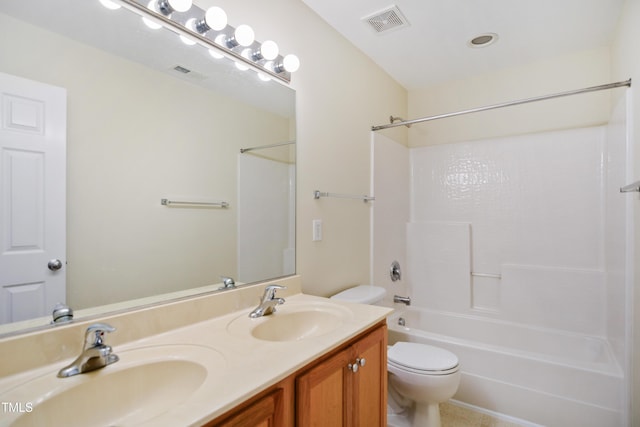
48 259 63 271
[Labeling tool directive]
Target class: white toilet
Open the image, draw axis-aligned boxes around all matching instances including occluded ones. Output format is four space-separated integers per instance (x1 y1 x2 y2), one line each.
331 285 461 427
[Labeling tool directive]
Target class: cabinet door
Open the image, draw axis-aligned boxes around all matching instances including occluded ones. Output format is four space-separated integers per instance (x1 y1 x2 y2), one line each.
214 389 284 427
351 325 387 427
296 347 352 427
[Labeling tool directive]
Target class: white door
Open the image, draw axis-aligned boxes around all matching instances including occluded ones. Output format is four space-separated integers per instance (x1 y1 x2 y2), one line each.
0 72 66 325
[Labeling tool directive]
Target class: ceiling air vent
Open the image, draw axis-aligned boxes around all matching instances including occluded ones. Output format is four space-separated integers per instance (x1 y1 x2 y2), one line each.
169 65 206 81
362 5 409 35
173 65 191 74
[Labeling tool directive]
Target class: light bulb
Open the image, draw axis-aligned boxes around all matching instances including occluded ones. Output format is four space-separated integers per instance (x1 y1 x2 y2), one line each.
209 49 224 59
144 0 162 28
142 17 162 29
235 62 249 71
260 40 279 61
99 0 121 10
240 48 252 59
234 25 255 47
180 19 197 45
166 0 191 13
180 35 196 45
215 34 227 46
204 7 227 31
283 54 300 72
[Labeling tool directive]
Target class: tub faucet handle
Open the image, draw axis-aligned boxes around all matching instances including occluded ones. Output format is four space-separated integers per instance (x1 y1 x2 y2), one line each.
390 261 402 281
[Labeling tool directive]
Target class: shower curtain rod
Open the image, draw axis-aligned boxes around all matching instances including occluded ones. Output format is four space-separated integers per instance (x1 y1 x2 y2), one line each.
371 79 632 131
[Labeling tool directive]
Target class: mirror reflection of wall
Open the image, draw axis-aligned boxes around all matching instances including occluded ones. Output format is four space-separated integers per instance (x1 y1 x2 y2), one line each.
0 0 295 331
238 144 296 283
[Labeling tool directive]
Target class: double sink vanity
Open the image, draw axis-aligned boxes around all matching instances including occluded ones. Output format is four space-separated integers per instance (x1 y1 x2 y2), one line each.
0 276 392 426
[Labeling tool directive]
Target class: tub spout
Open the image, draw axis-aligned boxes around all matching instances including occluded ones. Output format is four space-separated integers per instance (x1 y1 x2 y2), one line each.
394 295 411 306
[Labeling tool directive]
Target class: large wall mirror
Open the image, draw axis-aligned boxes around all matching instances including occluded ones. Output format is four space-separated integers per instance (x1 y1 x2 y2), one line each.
0 0 296 336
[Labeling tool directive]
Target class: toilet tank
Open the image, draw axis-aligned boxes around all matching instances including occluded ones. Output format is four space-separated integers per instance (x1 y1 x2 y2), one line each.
330 285 387 305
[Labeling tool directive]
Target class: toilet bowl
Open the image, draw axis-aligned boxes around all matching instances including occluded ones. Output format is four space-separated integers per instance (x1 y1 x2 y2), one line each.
387 342 460 427
331 285 461 427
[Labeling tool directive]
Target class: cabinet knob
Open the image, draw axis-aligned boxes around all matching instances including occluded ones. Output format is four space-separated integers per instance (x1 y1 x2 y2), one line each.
348 358 366 373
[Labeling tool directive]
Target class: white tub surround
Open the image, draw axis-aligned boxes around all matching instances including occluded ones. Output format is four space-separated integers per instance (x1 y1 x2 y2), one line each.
0 276 392 426
372 116 630 425
407 125 621 333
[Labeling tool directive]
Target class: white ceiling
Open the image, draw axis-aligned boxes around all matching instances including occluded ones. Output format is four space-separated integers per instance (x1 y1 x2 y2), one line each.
302 0 625 90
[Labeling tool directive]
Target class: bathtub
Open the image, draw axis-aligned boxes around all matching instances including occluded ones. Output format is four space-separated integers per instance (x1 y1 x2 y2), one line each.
387 307 624 427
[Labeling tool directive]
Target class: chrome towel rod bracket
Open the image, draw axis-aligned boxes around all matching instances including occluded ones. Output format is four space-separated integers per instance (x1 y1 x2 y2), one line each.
313 190 375 203
620 181 640 193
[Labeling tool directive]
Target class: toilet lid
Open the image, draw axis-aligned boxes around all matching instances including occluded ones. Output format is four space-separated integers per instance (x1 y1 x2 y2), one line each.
388 342 459 372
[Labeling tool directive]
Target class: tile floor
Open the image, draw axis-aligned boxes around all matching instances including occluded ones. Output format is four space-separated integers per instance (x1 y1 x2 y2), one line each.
440 402 524 427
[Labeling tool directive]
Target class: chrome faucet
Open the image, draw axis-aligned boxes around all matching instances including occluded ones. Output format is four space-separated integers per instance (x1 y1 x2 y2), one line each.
249 284 286 318
219 276 236 290
57 323 119 378
393 295 411 306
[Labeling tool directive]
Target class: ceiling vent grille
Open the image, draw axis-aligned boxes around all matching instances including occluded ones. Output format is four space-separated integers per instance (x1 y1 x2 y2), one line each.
362 5 409 34
169 65 206 81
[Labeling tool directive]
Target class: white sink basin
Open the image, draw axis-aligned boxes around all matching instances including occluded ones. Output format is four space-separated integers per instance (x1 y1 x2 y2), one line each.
227 301 354 342
1 345 224 427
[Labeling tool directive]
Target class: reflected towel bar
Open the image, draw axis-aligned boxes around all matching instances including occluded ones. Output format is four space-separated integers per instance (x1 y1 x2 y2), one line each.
240 141 295 153
471 272 502 279
313 190 375 203
161 198 229 208
620 181 640 193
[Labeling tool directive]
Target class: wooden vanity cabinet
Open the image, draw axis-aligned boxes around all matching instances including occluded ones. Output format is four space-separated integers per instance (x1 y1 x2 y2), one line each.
207 376 295 427
206 322 387 427
296 324 387 427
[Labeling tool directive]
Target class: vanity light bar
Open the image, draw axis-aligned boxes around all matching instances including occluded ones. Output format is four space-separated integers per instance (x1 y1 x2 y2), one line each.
105 0 299 84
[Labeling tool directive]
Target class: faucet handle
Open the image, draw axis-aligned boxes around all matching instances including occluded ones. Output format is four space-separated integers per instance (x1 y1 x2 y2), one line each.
219 276 236 290
264 284 286 300
84 323 116 347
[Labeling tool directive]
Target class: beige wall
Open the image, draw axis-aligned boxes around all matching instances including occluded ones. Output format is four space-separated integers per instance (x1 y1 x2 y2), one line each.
408 46 613 147
611 0 640 423
197 0 408 297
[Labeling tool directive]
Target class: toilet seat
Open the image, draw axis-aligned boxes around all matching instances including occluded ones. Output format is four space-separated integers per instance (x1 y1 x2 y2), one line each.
388 342 459 376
